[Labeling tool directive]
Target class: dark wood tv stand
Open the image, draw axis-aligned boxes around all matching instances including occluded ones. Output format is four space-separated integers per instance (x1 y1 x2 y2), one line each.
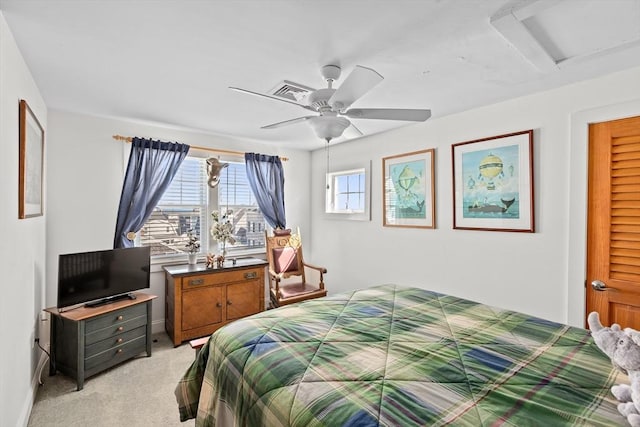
44 292 156 390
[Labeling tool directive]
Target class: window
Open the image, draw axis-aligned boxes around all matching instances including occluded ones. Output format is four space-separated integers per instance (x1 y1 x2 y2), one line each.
218 163 266 253
138 155 266 258
327 169 365 213
325 163 371 221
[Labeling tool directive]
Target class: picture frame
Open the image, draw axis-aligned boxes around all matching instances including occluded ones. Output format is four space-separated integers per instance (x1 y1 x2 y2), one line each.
382 148 435 228
19 99 45 219
452 130 534 232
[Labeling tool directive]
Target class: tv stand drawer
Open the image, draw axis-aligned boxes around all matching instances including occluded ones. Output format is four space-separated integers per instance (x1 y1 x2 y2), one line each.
85 313 147 346
85 335 147 372
85 325 147 358
85 303 147 333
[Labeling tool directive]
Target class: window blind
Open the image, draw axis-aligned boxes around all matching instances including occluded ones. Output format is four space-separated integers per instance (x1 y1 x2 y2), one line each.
139 158 266 257
219 163 266 252
139 158 207 256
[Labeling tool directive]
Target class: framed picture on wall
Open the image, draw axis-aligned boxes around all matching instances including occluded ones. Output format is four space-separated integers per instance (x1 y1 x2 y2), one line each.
452 130 534 232
18 99 45 219
382 148 435 228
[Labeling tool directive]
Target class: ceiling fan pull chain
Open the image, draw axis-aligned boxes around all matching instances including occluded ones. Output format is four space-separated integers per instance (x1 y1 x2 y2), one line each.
325 138 331 189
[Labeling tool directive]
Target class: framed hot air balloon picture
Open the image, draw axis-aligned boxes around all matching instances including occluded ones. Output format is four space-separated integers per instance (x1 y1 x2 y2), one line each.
382 148 435 228
452 130 534 232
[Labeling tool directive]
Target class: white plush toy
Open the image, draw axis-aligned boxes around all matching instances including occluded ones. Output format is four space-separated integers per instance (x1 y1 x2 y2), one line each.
588 311 640 426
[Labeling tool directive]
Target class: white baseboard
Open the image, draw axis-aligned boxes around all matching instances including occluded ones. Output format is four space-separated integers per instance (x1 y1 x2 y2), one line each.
19 344 49 427
17 386 34 427
152 319 166 335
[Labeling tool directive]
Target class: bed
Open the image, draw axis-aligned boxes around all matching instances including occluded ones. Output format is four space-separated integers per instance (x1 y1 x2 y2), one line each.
175 284 625 426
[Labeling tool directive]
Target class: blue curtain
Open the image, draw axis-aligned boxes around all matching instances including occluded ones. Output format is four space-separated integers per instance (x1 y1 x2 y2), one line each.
245 153 286 229
113 137 190 248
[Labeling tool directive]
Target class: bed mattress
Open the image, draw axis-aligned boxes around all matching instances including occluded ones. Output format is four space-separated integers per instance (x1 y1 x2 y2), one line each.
176 284 625 426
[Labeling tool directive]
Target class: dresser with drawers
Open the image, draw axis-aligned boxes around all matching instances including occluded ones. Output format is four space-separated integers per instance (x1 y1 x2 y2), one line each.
45 293 156 390
164 258 267 346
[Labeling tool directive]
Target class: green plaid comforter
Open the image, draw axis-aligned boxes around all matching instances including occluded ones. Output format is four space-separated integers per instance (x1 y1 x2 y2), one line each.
175 285 625 426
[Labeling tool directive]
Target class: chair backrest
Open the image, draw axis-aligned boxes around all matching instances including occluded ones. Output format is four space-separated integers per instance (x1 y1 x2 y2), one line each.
265 228 305 279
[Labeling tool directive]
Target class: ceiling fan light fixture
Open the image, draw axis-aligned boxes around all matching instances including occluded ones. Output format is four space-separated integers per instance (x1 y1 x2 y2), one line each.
232 64 431 143
309 116 350 140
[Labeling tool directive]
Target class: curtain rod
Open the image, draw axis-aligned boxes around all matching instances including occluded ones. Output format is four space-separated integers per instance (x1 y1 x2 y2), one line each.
112 134 288 161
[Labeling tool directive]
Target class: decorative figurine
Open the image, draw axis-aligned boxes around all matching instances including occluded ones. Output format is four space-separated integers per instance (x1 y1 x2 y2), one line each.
206 253 215 269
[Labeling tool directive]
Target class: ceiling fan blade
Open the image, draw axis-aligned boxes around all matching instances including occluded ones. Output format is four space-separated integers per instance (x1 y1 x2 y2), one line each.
328 65 383 111
343 123 363 139
343 108 431 121
261 116 315 129
229 87 314 111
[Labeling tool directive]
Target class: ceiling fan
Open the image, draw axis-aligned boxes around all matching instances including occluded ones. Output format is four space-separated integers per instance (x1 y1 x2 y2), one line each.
229 65 431 142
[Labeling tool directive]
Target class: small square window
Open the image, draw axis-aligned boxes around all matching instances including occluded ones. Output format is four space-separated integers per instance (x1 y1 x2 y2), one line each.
325 162 371 221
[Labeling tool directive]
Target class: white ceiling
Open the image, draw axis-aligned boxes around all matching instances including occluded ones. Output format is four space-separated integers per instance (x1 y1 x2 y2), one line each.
1 0 640 150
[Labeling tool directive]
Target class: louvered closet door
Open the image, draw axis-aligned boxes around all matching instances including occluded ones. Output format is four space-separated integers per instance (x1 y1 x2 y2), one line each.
587 115 640 329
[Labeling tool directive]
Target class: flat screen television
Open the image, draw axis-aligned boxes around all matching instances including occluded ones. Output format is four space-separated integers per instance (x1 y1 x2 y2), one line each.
57 246 150 309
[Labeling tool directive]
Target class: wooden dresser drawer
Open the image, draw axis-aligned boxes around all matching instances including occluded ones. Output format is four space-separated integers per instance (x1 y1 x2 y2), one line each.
210 268 263 284
85 312 147 346
85 335 147 372
85 326 147 358
182 273 220 287
85 303 147 333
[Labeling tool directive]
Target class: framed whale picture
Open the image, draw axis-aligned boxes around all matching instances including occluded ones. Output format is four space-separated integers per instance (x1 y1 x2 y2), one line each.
452 130 534 232
383 148 435 229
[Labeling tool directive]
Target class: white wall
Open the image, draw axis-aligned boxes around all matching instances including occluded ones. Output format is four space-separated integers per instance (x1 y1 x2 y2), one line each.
45 111 311 333
0 12 48 427
310 65 640 326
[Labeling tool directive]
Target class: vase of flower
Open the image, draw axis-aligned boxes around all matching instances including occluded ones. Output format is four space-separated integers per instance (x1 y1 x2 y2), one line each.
211 209 236 263
185 229 200 265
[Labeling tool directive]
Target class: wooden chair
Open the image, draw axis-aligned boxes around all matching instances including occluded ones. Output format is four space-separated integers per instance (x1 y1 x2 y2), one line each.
265 228 327 307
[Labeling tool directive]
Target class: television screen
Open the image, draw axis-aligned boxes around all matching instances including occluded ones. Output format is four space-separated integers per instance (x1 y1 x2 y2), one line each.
57 246 150 308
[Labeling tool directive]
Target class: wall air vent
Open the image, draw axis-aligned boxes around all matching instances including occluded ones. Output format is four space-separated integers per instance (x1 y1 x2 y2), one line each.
268 80 315 105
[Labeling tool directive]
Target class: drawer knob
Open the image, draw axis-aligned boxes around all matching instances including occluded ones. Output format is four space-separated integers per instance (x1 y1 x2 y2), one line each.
117 338 123 343
216 302 222 308
116 348 123 354
227 300 232 305
117 326 124 332
117 315 123 321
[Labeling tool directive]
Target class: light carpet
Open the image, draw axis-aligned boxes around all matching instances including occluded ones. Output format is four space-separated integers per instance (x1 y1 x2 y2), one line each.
28 333 195 427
